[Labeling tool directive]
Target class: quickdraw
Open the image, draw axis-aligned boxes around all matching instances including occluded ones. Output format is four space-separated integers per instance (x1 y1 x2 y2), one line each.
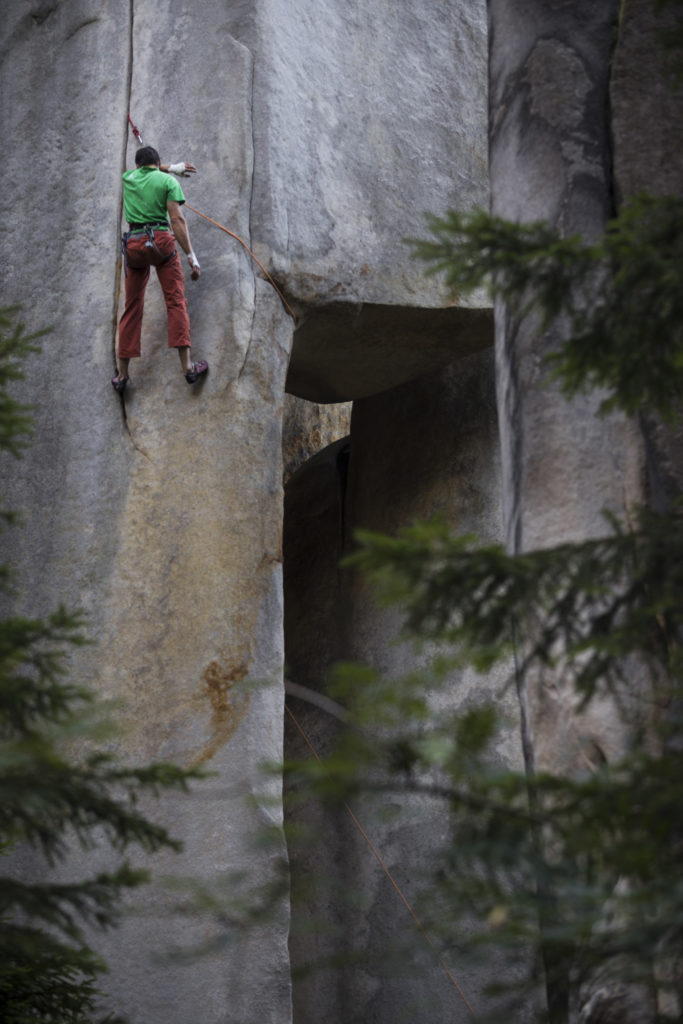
127 112 143 146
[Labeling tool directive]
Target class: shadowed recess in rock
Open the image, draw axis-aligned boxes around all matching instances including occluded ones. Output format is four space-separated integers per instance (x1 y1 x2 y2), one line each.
286 301 493 403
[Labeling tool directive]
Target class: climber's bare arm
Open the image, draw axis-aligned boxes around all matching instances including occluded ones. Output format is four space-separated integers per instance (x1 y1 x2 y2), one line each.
167 200 200 280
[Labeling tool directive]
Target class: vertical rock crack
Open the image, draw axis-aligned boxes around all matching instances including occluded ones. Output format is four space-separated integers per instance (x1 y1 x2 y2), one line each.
110 0 151 462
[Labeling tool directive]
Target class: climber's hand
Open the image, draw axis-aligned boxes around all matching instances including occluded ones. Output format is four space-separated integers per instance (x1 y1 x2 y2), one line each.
188 253 201 280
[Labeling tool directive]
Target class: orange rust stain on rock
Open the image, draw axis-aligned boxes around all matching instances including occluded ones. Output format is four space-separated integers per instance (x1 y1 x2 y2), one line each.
192 658 252 765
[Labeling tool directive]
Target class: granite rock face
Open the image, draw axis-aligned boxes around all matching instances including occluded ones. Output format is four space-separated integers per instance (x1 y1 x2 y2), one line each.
8 0 674 1019
486 5 678 1018
283 3 681 1020
250 0 489 307
611 0 683 510
2 4 292 1022
0 1 490 1021
487 0 645 557
286 302 493 403
282 394 351 483
611 0 683 205
284 353 519 1023
486 0 646 782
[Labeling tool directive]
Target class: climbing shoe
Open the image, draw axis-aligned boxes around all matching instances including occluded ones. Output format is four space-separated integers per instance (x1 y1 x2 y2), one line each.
111 374 129 394
185 360 209 384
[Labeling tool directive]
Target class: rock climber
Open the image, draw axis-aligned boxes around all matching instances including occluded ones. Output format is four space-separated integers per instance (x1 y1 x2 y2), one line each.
112 145 208 394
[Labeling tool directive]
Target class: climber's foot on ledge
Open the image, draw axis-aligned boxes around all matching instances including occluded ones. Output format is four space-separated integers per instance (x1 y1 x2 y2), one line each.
185 360 209 384
111 374 129 394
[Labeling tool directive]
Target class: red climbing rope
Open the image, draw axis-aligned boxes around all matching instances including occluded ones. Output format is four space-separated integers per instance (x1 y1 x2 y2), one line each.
125 112 296 322
184 204 296 323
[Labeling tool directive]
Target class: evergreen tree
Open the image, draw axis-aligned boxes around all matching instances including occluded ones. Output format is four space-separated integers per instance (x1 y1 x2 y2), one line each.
0 307 201 1023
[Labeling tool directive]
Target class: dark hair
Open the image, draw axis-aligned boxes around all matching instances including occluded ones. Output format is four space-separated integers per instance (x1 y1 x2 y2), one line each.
135 146 161 167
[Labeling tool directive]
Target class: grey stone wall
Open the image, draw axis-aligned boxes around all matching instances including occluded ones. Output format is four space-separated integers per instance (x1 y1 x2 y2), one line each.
485 4 680 1019
1 1 490 1021
611 0 683 510
486 0 647 789
6 0 678 1019
2 3 292 1022
284 352 529 1023
251 0 488 306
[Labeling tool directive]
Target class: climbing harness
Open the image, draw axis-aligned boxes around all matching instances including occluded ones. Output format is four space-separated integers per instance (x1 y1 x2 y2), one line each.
140 223 176 263
127 111 143 146
121 224 176 277
125 112 296 323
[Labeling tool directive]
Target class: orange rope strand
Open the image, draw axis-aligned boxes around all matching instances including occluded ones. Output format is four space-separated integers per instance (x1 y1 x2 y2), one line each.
185 204 297 323
285 703 477 1018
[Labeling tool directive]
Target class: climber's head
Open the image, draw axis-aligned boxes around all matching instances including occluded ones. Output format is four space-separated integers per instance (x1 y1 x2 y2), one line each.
135 146 161 167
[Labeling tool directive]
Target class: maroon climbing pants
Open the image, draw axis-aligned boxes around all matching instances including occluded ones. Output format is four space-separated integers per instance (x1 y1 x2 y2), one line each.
118 230 190 359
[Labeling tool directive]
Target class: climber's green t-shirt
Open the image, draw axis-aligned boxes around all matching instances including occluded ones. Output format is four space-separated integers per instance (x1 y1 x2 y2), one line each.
122 165 185 225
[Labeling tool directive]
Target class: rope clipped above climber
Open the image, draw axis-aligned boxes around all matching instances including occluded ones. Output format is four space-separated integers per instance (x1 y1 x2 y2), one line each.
126 111 296 324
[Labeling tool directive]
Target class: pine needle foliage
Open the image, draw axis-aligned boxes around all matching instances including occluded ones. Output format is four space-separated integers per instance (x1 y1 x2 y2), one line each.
412 195 683 418
0 306 46 460
0 309 202 1024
